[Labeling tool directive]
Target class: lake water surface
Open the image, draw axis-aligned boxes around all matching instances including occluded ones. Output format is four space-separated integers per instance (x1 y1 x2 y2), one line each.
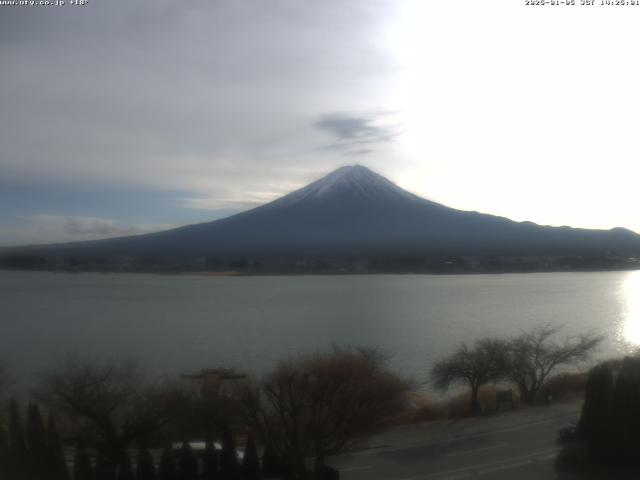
2 270 639 387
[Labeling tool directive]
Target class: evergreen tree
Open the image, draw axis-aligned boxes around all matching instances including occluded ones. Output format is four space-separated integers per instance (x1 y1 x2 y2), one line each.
201 438 219 480
27 403 47 478
158 446 178 480
95 451 117 480
73 444 95 480
261 444 289 479
136 442 157 480
610 371 634 463
178 442 198 480
625 356 640 466
47 411 70 480
116 451 135 480
0 424 10 479
611 356 640 465
579 363 614 464
9 398 28 479
260 445 278 479
242 435 260 480
220 424 240 479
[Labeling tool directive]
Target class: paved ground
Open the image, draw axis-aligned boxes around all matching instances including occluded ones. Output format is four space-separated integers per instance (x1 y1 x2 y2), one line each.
328 402 582 480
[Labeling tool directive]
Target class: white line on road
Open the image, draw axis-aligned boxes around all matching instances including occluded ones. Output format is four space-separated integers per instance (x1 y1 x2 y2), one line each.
445 443 506 457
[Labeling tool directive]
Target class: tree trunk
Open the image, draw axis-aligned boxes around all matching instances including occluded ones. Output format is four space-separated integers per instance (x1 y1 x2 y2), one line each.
519 384 535 405
470 385 480 414
525 388 536 405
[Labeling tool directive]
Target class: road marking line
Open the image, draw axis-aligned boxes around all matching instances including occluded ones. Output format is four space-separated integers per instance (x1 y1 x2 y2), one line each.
445 443 506 456
392 448 560 480
340 465 372 472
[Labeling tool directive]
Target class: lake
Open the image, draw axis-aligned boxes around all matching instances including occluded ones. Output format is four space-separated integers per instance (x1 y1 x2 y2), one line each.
1 270 639 388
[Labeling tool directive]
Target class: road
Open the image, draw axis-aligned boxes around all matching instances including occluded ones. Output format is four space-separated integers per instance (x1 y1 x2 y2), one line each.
328 402 581 480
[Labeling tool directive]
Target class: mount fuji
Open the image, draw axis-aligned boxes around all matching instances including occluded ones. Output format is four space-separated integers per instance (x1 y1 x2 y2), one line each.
4 165 640 261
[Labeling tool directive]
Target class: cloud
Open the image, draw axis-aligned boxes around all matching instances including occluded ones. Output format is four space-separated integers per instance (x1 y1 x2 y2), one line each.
33 215 132 236
180 197 266 212
0 0 413 246
178 185 303 211
0 0 402 193
314 112 402 155
0 215 179 246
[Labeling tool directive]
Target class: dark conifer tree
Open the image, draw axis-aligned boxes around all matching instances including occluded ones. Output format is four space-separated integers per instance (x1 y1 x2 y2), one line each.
625 356 640 466
73 444 95 480
95 451 117 480
0 424 10 479
260 445 274 479
47 411 70 480
27 403 47 478
579 363 614 464
202 438 219 480
242 435 260 480
158 446 178 480
220 424 240 479
261 445 281 479
178 442 198 480
136 442 157 480
610 356 640 465
611 372 633 463
9 398 28 479
116 451 135 480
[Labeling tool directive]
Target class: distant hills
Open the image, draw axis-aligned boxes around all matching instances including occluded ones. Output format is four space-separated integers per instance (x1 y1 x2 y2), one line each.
3 165 640 272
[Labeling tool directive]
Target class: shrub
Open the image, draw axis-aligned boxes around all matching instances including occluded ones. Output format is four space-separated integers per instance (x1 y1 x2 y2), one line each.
239 347 409 478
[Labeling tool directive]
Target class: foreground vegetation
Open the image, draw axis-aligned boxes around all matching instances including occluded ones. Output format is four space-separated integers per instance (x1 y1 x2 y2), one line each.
0 348 409 480
557 354 640 477
430 325 602 413
0 327 603 479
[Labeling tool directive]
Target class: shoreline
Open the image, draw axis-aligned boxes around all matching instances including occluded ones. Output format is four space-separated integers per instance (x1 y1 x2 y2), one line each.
1 266 640 278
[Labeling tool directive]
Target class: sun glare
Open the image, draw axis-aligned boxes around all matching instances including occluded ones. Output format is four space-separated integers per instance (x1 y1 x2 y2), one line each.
621 270 640 347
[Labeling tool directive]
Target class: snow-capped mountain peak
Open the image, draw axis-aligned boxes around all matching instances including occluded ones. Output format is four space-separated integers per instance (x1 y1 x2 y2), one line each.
276 165 420 206
7 164 640 260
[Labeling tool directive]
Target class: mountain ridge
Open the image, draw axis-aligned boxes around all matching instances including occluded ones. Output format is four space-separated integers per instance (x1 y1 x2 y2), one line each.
3 165 640 262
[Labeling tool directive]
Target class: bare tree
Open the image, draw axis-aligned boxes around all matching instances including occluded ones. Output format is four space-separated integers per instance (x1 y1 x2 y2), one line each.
238 347 410 480
507 325 602 404
34 355 190 470
430 338 509 414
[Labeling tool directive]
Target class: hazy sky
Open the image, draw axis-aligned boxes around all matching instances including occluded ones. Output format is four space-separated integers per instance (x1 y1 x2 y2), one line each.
2 0 640 246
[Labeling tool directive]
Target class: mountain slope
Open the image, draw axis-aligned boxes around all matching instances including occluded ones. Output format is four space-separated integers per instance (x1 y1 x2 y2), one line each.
4 165 640 259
